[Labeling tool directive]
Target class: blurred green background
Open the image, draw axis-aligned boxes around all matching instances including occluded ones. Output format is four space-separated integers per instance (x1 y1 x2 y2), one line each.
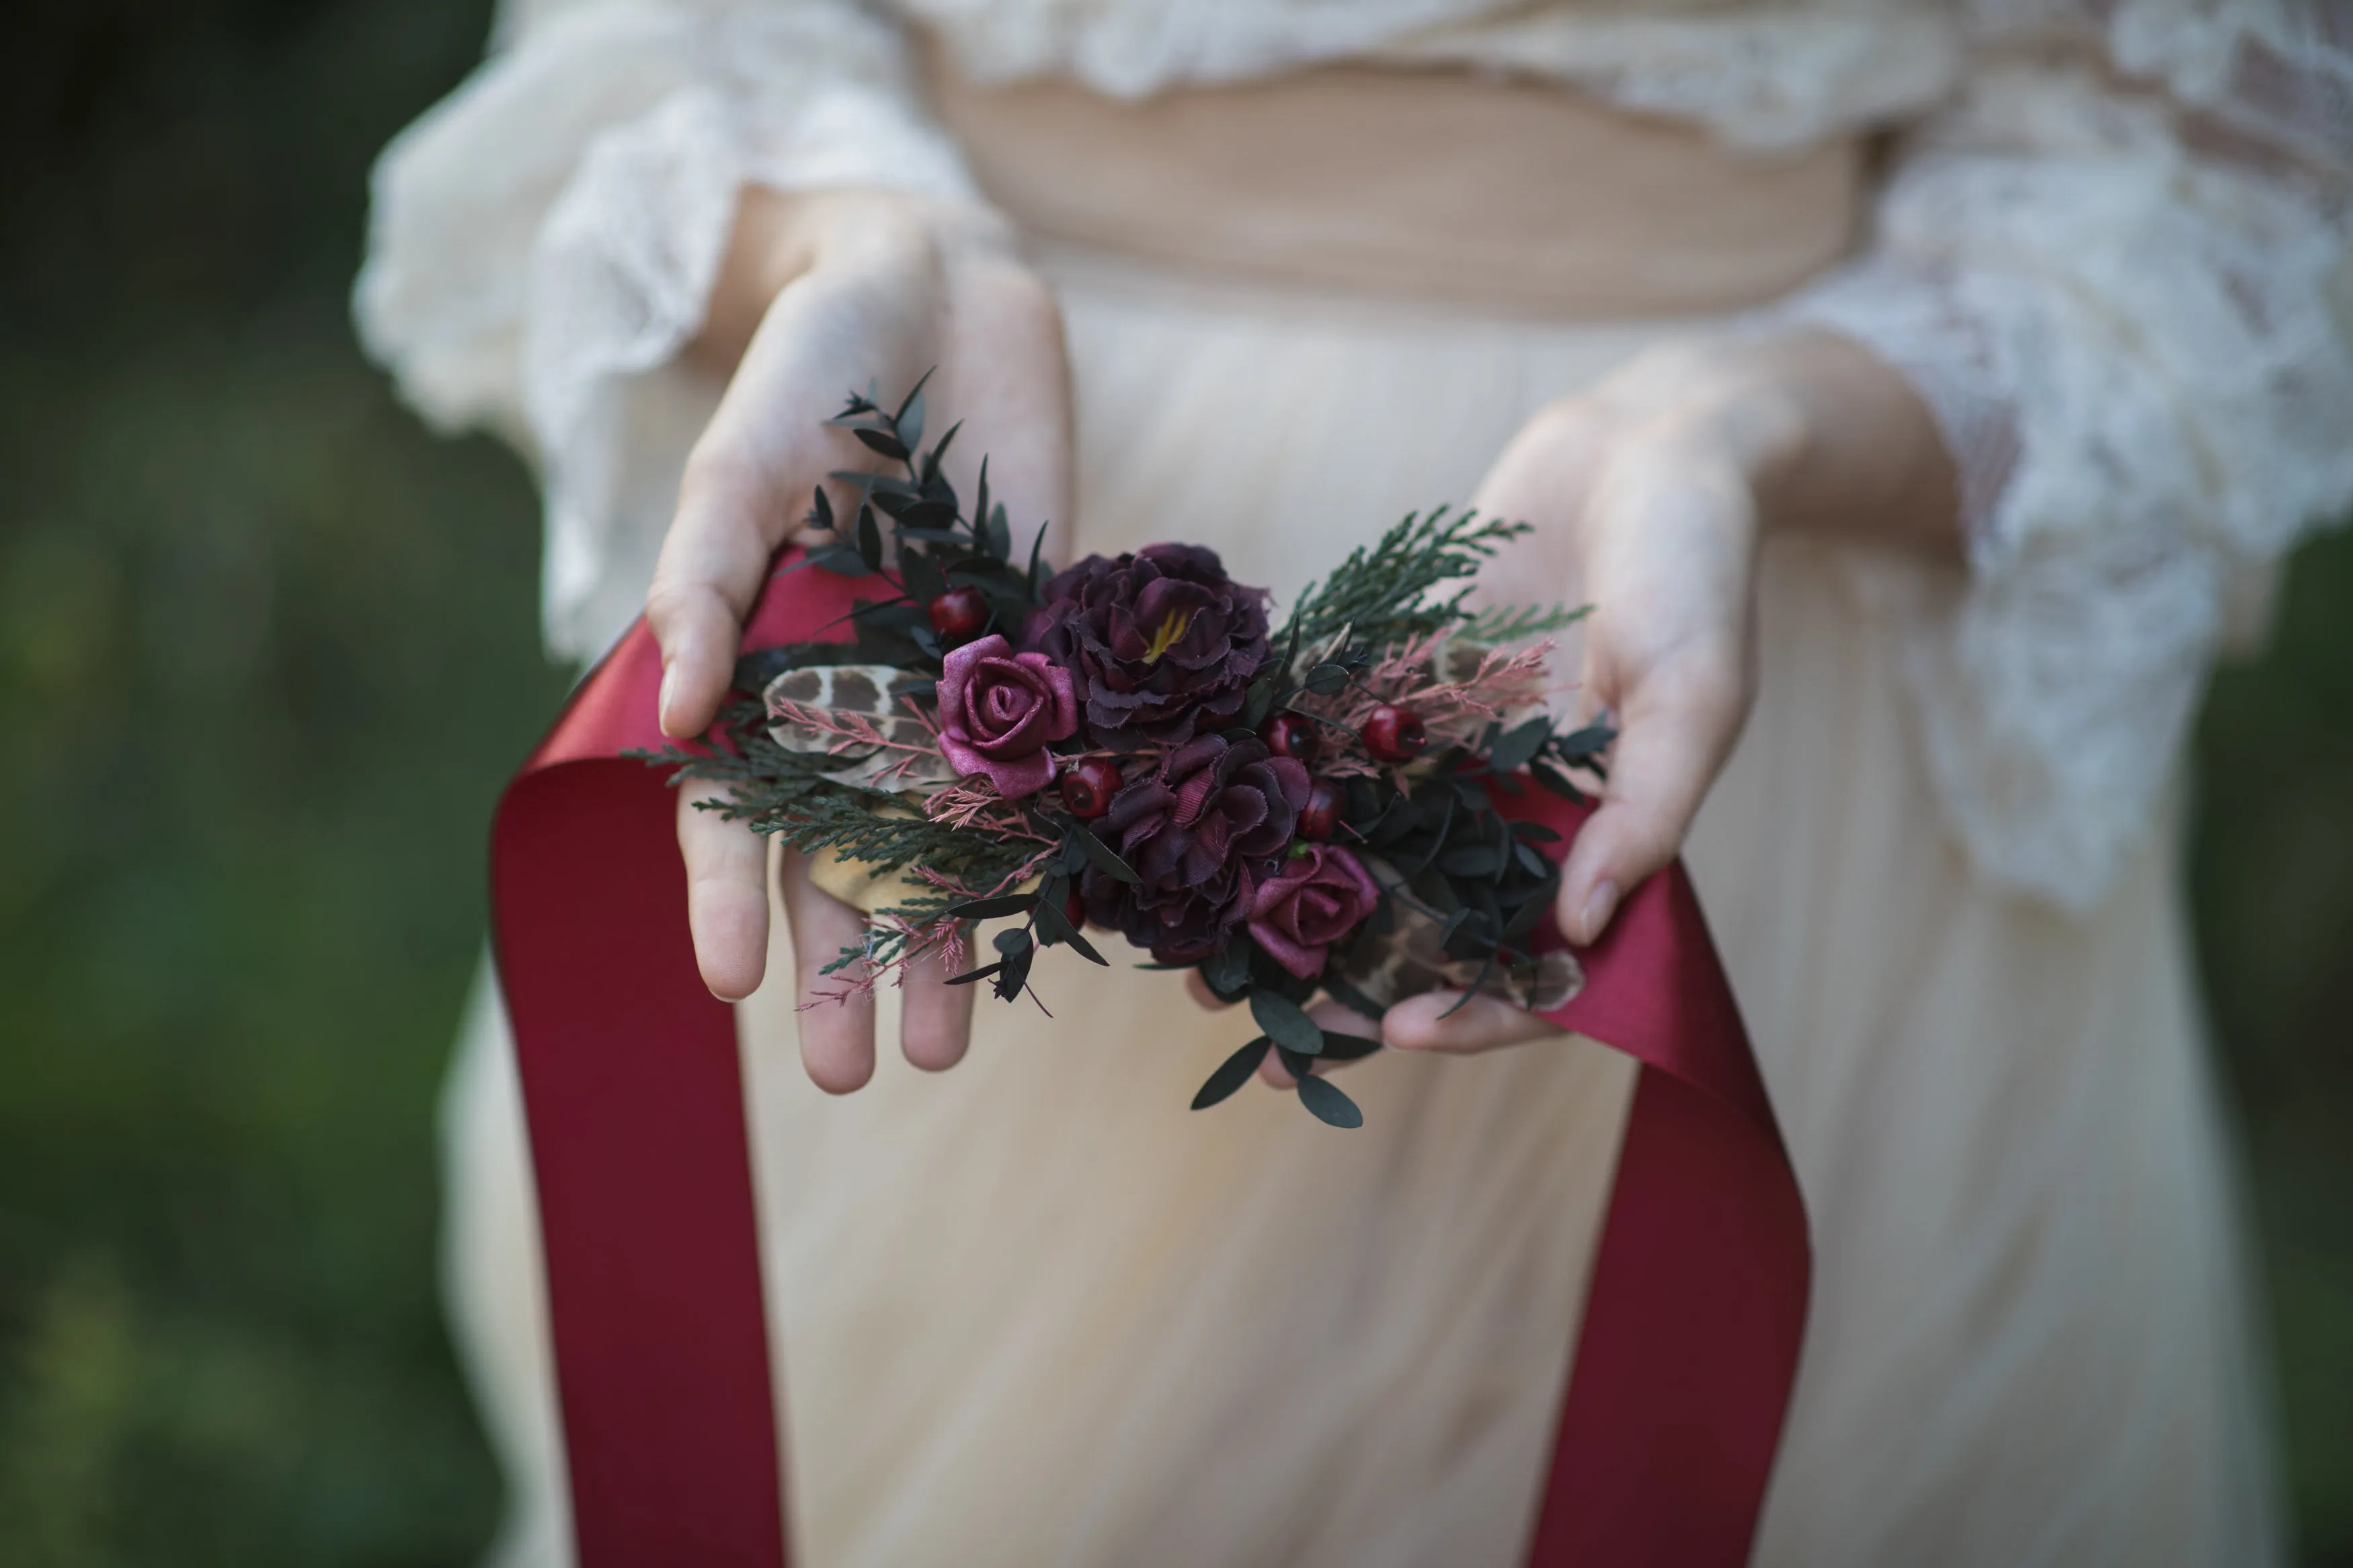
0 1 2346 1563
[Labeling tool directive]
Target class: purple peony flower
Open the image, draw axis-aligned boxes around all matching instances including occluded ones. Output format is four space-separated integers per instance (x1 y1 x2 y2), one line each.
1024 544 1272 747
1082 874 1257 968
1080 734 1310 964
935 633 1080 798
1248 844 1382 980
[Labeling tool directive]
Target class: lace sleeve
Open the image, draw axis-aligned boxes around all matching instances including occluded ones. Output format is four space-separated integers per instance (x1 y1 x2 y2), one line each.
1778 15 2353 909
353 0 978 659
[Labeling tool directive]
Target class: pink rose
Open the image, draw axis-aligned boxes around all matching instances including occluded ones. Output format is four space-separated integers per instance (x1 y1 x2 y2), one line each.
1248 844 1380 980
936 633 1080 798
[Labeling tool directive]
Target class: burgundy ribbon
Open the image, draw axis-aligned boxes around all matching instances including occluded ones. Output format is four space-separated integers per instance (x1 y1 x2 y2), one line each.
491 551 1809 1567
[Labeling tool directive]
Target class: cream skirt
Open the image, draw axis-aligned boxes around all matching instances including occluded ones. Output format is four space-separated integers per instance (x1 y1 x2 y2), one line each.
444 243 2281 1567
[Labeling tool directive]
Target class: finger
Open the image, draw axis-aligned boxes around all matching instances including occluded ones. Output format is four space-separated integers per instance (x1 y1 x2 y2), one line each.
1466 398 1601 603
1382 989 1559 1055
678 779 769 1001
650 250 938 739
1556 655 1742 944
900 932 976 1073
1257 999 1383 1088
779 850 879 1094
941 258 1073 563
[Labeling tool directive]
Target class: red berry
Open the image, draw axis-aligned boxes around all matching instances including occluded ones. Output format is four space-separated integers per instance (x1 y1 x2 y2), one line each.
1064 886 1088 931
1259 710 1318 762
927 586 989 643
1059 755 1124 819
1298 779 1343 841
1360 704 1427 764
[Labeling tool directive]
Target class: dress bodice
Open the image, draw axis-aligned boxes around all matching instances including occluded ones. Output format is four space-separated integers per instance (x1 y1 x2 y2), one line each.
358 0 2353 907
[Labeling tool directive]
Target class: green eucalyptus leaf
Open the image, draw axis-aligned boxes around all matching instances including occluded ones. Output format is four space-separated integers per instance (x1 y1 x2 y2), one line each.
1319 1030 1384 1061
896 387 925 454
1438 845 1504 878
1554 718 1617 759
1529 761 1586 802
921 419 960 483
1031 887 1109 965
812 546 874 578
1250 991 1324 1055
1242 675 1277 729
893 368 932 420
853 427 910 462
1191 1037 1273 1110
900 548 947 606
1295 1074 1364 1129
992 941 1034 1001
1071 823 1142 884
1503 893 1551 940
1201 940 1250 997
1486 716 1553 774
1027 520 1051 593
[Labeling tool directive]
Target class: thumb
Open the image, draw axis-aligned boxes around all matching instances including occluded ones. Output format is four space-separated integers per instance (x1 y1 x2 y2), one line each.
1556 659 1743 944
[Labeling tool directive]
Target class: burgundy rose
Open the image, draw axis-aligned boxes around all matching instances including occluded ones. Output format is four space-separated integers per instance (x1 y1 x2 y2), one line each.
1080 734 1310 964
936 633 1080 798
1024 544 1272 747
1248 845 1381 980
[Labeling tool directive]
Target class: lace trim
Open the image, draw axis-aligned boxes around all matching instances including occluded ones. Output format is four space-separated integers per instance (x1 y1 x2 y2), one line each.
357 1 977 657
1780 60 2353 906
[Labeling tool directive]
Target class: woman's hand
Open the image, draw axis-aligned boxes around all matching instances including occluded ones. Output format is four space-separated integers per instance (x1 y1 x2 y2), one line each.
1214 329 1960 1069
649 185 1072 1092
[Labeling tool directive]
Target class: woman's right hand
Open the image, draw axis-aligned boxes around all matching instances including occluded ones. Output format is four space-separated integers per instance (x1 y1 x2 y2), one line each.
647 185 1073 1092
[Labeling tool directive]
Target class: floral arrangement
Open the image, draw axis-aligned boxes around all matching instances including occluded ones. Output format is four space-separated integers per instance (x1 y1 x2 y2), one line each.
657 380 1613 1127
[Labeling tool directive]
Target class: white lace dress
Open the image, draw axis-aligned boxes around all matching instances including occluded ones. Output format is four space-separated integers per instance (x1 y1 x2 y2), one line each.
358 3 2353 1564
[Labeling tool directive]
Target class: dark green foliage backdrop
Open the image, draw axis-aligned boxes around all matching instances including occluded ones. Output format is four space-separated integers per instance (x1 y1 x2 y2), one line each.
0 2 2344 1563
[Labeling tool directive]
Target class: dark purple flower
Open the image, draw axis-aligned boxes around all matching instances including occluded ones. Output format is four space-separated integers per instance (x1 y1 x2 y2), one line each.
936 633 1080 798
1248 845 1381 980
1024 544 1272 747
1082 872 1257 968
1080 735 1310 964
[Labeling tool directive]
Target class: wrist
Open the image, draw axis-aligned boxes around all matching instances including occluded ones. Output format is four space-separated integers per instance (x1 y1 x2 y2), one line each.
1640 330 1962 550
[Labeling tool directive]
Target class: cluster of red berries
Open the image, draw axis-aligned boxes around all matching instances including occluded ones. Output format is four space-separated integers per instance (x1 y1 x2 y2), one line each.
1270 704 1425 841
1260 704 1426 769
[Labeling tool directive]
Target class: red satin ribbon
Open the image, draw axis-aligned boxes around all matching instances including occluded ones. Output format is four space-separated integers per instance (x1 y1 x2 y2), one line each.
491 551 1809 1567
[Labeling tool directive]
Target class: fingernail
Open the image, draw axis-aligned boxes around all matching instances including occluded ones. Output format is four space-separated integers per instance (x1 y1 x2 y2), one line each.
658 661 678 730
1577 880 1618 945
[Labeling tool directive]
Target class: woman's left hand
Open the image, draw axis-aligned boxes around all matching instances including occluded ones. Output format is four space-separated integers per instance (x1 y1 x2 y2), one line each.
1216 329 1961 1077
